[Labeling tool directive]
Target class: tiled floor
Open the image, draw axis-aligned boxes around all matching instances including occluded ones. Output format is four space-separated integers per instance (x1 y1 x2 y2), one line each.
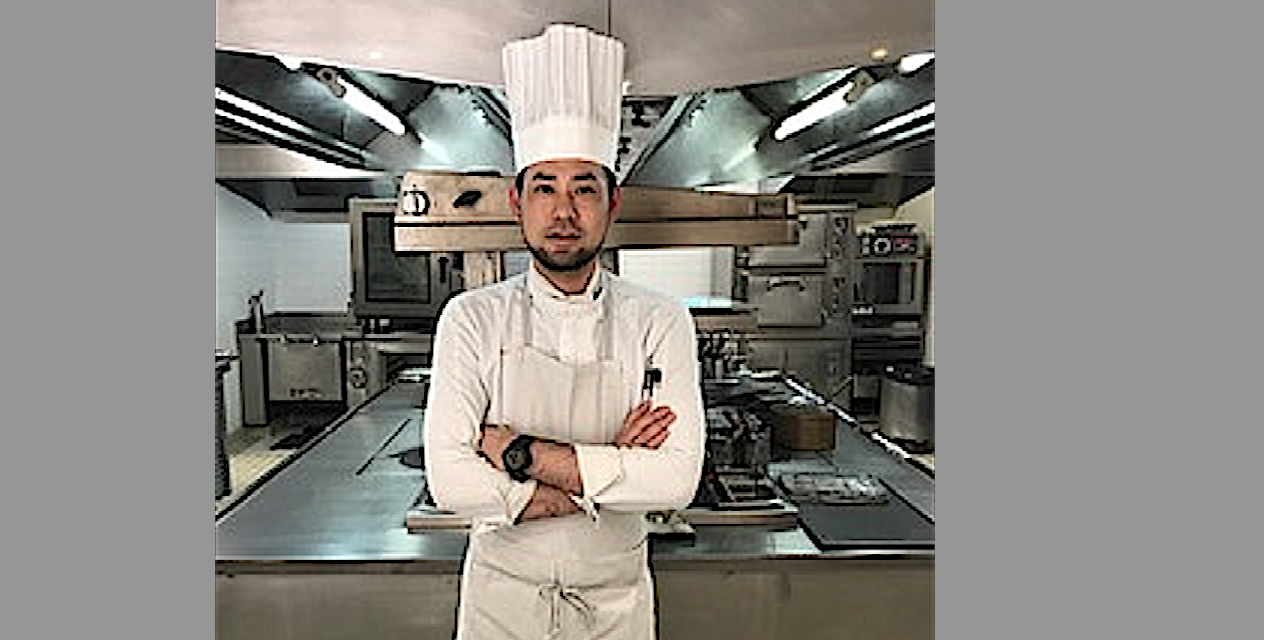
216 404 349 514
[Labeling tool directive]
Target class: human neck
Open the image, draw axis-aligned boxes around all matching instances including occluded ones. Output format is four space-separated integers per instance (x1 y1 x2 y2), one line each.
534 262 597 296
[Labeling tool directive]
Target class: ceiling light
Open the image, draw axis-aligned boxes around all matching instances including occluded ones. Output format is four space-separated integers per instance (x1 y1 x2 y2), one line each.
798 66 855 105
275 55 306 71
870 47 889 61
215 87 310 132
868 102 935 136
773 68 875 141
315 68 407 136
214 95 365 167
898 52 935 74
368 51 384 60
774 82 852 141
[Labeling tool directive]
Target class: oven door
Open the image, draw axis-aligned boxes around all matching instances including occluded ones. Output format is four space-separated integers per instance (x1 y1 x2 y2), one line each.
350 201 464 319
854 258 925 315
748 274 826 327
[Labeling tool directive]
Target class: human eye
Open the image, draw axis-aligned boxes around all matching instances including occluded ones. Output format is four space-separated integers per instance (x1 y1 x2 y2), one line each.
533 183 555 194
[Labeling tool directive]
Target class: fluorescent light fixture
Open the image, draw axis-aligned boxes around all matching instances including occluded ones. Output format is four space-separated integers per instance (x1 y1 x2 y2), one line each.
215 86 368 164
215 87 312 133
213 108 363 166
900 121 935 138
275 55 306 71
768 66 869 140
341 83 407 136
315 68 407 136
774 81 854 141
868 102 935 136
898 51 935 74
800 66 855 103
215 108 287 139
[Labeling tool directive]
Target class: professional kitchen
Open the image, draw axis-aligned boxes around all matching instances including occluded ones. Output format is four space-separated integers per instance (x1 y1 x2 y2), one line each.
215 3 934 639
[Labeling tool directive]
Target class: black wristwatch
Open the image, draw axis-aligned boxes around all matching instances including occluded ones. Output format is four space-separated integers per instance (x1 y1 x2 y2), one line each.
502 434 537 482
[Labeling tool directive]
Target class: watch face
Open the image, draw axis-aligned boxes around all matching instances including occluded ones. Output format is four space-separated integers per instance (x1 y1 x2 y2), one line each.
505 448 527 470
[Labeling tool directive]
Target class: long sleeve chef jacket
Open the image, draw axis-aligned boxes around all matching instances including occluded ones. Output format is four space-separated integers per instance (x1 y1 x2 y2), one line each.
423 267 705 528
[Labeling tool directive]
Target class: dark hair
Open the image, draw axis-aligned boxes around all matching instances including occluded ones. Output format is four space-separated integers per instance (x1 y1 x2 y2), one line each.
514 164 618 200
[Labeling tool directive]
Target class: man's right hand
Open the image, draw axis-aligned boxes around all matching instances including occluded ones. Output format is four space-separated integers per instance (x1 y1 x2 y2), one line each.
614 400 676 449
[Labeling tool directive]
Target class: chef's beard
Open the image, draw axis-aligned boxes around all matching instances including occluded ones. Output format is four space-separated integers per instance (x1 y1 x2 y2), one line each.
526 240 603 272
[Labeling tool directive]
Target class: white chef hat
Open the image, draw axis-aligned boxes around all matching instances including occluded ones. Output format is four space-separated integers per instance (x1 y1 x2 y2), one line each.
502 24 625 172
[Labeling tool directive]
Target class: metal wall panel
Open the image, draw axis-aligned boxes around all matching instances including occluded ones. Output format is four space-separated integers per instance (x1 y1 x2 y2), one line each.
216 560 933 640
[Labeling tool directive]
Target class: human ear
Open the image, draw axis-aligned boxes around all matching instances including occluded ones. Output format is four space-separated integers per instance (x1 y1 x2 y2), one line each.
608 185 622 221
508 186 524 222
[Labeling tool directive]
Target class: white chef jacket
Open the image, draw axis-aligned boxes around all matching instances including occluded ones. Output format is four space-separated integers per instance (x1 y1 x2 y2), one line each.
423 265 705 528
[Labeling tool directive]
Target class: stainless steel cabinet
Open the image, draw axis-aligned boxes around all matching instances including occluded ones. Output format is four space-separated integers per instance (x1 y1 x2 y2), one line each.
746 337 850 400
266 337 345 402
738 207 854 398
746 212 832 268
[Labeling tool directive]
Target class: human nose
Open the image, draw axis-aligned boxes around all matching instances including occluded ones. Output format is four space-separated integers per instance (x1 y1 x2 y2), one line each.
551 192 580 221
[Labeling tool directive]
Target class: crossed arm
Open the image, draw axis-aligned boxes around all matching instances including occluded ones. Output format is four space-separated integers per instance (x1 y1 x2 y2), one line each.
423 294 704 526
477 400 676 521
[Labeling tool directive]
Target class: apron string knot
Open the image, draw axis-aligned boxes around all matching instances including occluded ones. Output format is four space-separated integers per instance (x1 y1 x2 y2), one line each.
539 581 594 638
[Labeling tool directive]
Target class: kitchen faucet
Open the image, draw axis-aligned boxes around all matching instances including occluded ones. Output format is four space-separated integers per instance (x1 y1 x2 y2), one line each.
248 290 265 332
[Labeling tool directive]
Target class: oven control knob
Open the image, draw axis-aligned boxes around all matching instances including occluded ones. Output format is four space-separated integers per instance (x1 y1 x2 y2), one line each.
348 366 368 389
872 237 892 255
401 188 430 216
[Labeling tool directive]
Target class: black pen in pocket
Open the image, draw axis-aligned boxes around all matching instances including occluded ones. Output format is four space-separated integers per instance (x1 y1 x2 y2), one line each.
641 359 663 402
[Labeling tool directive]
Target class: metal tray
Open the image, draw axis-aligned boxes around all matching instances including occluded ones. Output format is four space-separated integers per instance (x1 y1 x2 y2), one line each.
776 472 891 505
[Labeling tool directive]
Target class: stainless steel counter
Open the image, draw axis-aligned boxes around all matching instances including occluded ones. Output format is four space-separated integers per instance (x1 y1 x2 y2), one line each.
216 379 934 640
217 379 932 568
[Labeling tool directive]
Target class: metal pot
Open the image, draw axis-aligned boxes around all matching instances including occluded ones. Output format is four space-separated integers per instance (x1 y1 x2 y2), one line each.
879 364 934 452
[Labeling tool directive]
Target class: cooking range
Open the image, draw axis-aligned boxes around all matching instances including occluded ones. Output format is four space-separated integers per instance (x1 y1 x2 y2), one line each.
406 371 932 549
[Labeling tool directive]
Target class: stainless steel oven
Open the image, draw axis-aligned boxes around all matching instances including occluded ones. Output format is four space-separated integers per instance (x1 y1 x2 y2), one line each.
344 335 433 408
349 199 465 320
853 226 926 316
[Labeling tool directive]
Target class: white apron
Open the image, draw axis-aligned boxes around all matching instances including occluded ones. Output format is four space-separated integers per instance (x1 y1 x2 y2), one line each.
456 277 654 640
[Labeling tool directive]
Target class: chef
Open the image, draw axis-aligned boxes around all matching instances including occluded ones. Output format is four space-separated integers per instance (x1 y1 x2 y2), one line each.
422 23 706 640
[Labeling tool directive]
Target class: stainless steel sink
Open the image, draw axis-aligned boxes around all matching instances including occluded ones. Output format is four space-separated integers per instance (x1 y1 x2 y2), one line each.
256 312 360 336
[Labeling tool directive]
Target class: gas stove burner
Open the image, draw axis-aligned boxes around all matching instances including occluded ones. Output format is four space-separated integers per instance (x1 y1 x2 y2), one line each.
393 446 424 469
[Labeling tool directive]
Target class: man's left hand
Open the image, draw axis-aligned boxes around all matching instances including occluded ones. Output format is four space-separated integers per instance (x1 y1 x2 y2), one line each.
478 423 517 471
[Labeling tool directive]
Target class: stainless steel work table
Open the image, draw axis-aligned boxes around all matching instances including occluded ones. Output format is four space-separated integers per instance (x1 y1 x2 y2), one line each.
216 380 934 640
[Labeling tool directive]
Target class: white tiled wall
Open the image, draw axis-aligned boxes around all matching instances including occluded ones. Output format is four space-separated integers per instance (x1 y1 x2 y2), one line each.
216 186 351 434
271 223 351 312
216 185 273 434
619 248 729 301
